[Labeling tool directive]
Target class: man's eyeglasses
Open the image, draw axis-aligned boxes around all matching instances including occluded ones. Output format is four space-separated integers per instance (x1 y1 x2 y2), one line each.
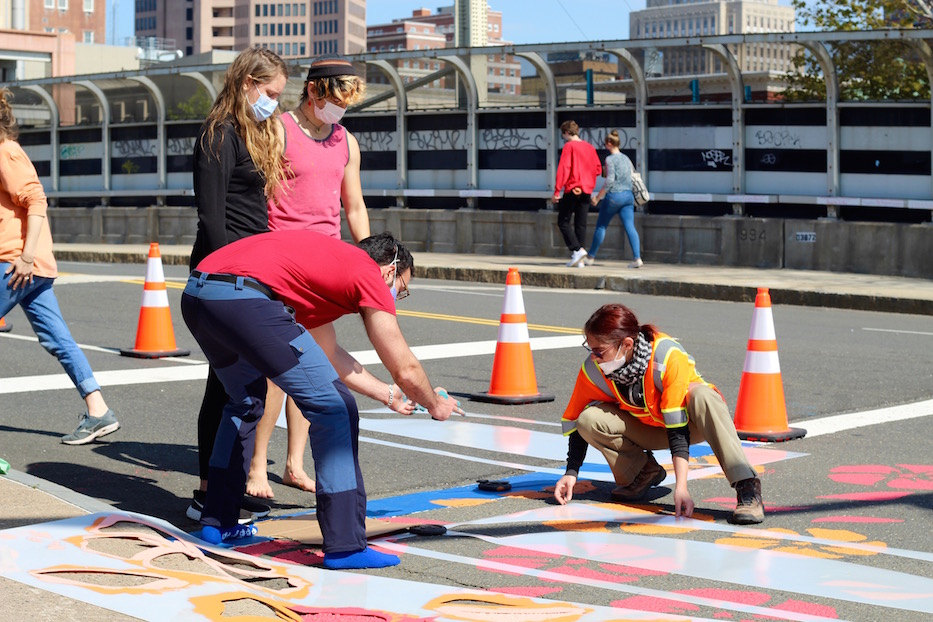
390 245 411 301
582 338 612 359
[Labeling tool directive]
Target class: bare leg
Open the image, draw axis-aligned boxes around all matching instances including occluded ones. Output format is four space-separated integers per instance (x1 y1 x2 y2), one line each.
281 396 315 492
246 379 286 499
84 389 109 418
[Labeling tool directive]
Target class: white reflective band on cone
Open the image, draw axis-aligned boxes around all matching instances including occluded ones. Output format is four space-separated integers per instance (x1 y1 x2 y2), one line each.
748 308 776 340
497 321 530 344
141 290 170 308
501 285 526 315
743 350 781 374
145 258 166 284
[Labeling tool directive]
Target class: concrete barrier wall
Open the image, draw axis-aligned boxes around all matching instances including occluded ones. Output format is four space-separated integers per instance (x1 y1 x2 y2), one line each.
47 206 933 279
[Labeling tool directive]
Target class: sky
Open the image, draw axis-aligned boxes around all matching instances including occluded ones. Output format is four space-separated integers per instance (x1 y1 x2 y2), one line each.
109 0 801 49
108 0 648 48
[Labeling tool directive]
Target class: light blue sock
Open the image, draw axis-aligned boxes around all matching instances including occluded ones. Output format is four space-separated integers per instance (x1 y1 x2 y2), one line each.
322 547 400 569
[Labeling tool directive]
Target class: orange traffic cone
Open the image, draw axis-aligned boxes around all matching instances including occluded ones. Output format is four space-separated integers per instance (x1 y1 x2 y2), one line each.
733 288 805 442
470 267 554 405
0 316 10 332
120 242 190 359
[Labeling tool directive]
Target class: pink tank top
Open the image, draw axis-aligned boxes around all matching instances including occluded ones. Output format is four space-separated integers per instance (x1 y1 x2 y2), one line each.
268 111 349 238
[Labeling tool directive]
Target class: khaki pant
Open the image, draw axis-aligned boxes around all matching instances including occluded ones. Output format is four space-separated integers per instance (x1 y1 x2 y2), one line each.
576 384 757 487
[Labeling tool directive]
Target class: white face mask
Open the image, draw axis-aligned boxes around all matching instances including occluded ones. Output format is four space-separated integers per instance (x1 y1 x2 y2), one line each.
312 99 347 125
251 84 278 121
598 346 628 375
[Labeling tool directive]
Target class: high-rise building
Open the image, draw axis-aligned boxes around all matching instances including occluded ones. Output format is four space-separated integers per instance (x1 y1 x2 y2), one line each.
0 0 106 44
134 0 365 58
366 2 521 95
630 0 795 76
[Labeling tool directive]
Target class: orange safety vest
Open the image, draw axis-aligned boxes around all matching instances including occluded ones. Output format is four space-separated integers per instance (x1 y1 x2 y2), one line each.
561 332 719 436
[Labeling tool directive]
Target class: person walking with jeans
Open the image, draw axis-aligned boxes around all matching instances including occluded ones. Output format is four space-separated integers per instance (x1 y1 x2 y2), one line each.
0 87 119 445
586 129 643 269
553 120 601 267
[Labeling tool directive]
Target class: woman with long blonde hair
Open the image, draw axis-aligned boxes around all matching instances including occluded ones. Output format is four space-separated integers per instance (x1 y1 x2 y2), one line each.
187 47 289 525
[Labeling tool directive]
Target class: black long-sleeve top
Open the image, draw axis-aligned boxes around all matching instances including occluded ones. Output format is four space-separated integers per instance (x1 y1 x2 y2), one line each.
190 122 268 269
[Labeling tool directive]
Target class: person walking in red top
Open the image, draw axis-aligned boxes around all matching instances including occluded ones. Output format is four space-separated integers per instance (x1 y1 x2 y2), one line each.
553 120 601 267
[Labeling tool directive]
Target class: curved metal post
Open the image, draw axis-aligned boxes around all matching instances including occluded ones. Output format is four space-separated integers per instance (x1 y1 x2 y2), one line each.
437 54 478 189
515 51 558 193
74 80 111 191
608 48 648 181
22 85 60 193
799 41 839 198
180 71 217 100
703 43 745 194
127 76 167 190
365 59 408 191
906 40 933 201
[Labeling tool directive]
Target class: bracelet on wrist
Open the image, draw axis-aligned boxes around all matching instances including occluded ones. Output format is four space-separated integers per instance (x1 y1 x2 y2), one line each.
386 384 394 407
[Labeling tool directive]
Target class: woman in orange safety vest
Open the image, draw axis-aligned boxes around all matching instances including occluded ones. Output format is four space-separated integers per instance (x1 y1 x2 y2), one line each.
553 303 764 524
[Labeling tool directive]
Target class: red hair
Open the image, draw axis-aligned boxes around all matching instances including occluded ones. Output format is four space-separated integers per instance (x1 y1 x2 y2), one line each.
584 303 658 344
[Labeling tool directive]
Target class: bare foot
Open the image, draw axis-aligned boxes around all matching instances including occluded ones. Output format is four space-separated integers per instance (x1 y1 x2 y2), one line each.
246 471 275 499
282 468 316 493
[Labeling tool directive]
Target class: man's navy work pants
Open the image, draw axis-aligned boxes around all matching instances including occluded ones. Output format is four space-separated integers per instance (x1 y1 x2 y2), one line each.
181 272 366 553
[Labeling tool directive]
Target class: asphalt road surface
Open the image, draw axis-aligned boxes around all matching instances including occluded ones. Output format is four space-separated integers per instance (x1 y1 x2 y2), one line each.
1 260 932 621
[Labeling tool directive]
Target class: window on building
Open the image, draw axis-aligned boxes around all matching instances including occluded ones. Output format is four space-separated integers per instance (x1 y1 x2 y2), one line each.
263 23 268 35
262 4 267 16
83 30 93 42
285 3 290 15
255 24 260 35
286 43 291 55
255 4 260 16
270 4 275 15
300 23 305 35
45 0 53 8
186 26 193 38
300 3 305 16
277 23 282 35
300 43 306 55
58 0 67 9
83 0 93 11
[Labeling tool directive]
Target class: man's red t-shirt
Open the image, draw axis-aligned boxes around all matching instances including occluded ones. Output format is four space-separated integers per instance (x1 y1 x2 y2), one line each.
196 230 395 329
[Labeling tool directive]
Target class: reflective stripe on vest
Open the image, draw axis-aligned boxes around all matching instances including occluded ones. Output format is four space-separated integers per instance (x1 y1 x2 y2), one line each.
561 357 618 435
653 337 690 427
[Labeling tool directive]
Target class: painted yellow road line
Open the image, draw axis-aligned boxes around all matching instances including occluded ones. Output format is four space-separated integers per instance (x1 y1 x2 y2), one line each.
397 309 579 334
121 280 577 334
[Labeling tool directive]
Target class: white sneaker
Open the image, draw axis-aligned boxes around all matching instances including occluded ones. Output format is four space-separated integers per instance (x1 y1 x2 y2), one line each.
566 248 587 267
628 258 644 269
583 256 595 266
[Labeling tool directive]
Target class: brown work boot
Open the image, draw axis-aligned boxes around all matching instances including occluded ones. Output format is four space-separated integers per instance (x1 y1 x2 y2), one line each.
611 453 667 501
730 477 765 524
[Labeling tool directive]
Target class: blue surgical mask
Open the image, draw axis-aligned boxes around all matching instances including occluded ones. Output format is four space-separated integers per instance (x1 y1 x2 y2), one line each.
251 84 278 121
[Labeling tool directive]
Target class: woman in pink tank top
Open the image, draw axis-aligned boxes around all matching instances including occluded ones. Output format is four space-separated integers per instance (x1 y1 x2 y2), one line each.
249 56 415 500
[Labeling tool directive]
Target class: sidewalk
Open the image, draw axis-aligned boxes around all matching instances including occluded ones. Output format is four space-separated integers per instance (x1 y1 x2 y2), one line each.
55 243 933 315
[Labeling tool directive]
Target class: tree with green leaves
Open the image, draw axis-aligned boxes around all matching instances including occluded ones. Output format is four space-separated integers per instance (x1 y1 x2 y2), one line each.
783 0 930 101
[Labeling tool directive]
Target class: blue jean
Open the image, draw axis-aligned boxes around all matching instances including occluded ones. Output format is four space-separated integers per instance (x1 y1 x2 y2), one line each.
588 190 640 260
0 263 100 397
181 273 366 553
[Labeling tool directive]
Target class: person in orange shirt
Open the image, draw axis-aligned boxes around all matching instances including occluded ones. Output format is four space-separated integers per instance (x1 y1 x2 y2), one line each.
0 87 119 445
553 303 764 525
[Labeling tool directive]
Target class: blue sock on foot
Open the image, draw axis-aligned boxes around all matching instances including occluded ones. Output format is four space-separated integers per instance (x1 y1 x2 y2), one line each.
201 524 256 545
322 547 400 569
